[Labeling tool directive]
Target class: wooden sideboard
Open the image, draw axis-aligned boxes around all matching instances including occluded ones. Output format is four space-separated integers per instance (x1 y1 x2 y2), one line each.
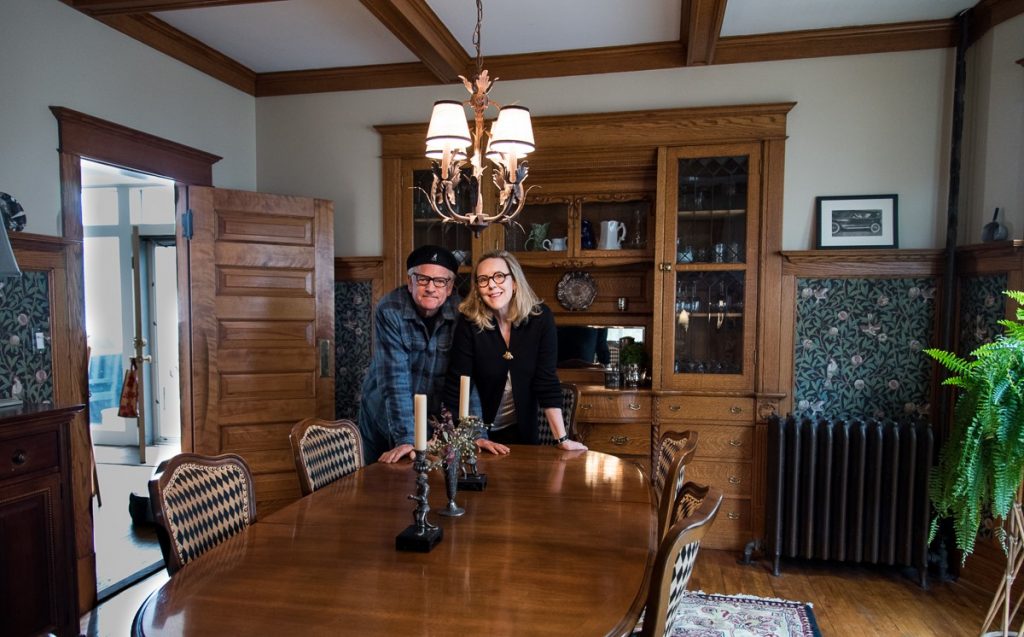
0 404 84 637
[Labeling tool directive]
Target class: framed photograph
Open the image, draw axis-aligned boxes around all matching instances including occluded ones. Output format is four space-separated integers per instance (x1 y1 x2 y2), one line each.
815 195 898 249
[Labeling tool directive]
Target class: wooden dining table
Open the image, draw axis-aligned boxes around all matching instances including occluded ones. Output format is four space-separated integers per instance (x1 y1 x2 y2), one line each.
133 446 656 636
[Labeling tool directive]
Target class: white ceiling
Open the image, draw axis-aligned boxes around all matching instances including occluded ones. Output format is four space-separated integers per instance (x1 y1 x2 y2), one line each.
151 0 974 75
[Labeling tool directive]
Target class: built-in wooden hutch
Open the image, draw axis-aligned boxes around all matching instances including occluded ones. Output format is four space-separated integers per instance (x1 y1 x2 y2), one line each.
377 103 792 549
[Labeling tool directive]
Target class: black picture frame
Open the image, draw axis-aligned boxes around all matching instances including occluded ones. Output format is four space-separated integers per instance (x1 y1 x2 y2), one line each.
815 194 898 249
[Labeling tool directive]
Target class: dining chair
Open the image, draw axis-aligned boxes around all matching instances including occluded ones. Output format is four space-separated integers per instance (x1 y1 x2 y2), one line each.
289 417 365 496
653 430 698 538
635 482 723 637
536 382 581 445
149 452 256 575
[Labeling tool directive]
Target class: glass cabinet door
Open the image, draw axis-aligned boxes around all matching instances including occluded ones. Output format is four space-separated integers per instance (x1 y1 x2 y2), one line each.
410 167 479 294
659 144 760 390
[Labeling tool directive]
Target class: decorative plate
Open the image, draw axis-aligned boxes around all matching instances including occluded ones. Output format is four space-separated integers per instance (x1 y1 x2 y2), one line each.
556 270 598 311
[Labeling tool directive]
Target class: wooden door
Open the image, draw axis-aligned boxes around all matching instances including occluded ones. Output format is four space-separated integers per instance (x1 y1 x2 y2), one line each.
182 186 334 514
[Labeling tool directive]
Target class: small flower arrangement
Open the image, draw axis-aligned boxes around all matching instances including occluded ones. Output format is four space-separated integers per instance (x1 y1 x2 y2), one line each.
426 406 486 471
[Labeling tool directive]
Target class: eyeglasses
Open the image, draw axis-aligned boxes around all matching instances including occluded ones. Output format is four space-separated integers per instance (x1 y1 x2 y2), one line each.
410 273 453 288
475 272 512 288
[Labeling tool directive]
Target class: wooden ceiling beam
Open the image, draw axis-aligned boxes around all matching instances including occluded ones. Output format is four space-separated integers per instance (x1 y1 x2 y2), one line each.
357 0 470 83
64 0 280 16
681 0 727 65
98 13 256 94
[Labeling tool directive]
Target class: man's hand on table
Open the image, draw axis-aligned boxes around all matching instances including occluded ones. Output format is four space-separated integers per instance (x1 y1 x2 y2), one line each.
378 443 415 463
476 439 510 455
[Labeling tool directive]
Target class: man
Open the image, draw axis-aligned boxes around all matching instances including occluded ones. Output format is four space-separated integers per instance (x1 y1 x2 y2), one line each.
358 245 489 463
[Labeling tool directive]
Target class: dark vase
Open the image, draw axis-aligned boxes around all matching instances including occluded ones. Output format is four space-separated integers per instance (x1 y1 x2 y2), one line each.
439 449 465 517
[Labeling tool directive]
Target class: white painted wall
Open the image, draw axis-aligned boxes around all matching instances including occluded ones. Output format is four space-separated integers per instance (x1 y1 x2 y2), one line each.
257 49 954 255
962 13 1024 244
0 0 257 236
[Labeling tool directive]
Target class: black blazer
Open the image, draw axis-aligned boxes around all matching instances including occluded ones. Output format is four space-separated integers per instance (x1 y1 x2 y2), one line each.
444 304 562 444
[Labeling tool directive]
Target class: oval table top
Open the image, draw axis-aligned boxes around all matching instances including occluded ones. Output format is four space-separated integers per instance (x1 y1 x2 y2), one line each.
134 446 655 636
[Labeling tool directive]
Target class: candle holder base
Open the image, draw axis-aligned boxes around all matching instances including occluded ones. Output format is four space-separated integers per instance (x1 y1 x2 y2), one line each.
439 502 465 517
395 525 443 552
458 473 487 491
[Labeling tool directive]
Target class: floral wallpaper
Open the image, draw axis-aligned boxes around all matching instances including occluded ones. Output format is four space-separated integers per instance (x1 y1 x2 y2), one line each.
793 277 937 421
957 273 1007 355
0 272 52 404
335 281 373 421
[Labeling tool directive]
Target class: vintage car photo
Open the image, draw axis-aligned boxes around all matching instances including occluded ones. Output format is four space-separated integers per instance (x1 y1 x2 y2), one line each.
830 209 883 236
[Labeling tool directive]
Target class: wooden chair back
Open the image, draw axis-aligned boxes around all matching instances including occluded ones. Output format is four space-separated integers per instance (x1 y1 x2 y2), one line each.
148 452 256 575
289 417 364 495
638 482 723 637
653 430 698 538
537 382 581 445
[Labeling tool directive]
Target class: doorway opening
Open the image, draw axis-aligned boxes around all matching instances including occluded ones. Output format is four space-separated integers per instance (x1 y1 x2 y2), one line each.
81 159 180 599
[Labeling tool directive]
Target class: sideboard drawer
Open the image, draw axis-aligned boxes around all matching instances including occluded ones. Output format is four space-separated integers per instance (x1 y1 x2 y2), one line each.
686 460 751 498
0 430 59 477
578 393 651 421
661 424 752 460
657 395 753 422
703 497 751 550
582 423 651 457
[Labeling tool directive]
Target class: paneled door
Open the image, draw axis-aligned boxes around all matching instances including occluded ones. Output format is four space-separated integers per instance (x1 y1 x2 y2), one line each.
182 187 334 514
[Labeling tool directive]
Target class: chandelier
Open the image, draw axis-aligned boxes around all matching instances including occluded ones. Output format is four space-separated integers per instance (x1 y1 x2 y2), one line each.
423 0 535 235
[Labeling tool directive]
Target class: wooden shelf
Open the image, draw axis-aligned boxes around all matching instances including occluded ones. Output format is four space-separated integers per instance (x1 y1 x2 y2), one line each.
677 209 746 219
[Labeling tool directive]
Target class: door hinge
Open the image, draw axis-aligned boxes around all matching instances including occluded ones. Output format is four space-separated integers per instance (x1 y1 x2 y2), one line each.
182 209 194 240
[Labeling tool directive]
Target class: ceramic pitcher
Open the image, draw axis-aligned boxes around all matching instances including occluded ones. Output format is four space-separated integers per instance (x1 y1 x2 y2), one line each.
598 220 626 250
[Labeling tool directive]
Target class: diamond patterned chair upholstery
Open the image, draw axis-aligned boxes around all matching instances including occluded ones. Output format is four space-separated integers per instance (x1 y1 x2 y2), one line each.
290 417 365 496
635 482 723 637
536 382 580 445
148 453 256 575
653 430 698 539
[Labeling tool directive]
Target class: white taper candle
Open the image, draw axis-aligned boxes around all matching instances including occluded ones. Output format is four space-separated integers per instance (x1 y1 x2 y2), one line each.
459 375 470 420
414 394 427 451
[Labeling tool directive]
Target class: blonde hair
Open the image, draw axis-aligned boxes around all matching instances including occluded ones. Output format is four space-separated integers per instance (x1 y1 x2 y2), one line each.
459 250 542 330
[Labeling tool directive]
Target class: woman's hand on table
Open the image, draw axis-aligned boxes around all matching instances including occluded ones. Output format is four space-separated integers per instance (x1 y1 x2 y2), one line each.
476 439 510 455
378 444 415 463
557 439 588 452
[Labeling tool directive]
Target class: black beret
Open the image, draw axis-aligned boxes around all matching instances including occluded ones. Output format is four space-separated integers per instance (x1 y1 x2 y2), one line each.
406 244 459 274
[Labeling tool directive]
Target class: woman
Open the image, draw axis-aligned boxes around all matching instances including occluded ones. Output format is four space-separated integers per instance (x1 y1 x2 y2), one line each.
444 250 588 452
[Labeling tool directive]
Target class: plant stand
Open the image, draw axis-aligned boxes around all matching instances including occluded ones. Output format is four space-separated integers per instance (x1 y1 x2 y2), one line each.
981 501 1024 636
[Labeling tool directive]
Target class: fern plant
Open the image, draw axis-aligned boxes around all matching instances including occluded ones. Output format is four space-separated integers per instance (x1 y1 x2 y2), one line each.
925 290 1024 559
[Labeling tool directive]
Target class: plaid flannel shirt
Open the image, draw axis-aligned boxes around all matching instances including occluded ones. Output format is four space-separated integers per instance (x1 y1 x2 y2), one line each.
357 286 479 461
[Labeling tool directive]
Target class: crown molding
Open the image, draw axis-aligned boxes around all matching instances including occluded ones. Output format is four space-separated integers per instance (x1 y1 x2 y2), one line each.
64 0 278 16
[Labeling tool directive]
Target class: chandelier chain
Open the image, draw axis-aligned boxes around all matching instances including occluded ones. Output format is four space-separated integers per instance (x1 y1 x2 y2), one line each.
473 0 483 78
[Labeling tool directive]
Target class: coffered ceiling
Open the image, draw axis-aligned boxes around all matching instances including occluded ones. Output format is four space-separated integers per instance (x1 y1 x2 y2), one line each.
61 0 1020 96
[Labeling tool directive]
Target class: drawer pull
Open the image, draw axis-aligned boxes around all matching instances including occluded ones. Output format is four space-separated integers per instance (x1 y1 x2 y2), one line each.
728 439 743 447
628 403 641 411
730 406 743 414
12 450 27 466
728 476 741 485
581 404 593 410
610 435 630 446
727 512 741 520
668 405 681 412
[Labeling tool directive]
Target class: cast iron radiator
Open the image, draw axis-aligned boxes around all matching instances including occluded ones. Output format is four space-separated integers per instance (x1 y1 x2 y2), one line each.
765 414 933 587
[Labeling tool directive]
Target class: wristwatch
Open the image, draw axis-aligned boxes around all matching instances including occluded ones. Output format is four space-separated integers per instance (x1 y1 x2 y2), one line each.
554 433 569 445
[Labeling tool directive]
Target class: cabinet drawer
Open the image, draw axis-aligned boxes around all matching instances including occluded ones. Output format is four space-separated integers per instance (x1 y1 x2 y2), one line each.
578 393 651 421
0 431 59 477
703 498 750 550
662 424 752 460
686 460 751 498
582 423 651 457
657 395 753 422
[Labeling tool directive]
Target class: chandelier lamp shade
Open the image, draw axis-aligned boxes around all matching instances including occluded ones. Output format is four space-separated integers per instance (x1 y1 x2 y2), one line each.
422 0 535 235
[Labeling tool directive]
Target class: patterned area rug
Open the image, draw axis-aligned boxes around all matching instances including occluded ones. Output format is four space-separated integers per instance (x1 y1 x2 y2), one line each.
668 592 821 637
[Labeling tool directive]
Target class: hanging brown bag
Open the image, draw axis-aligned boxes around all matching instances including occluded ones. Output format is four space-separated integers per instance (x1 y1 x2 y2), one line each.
117 359 139 418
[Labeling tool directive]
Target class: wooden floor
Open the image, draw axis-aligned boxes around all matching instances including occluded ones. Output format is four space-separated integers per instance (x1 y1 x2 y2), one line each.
83 548 990 636
690 550 990 636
